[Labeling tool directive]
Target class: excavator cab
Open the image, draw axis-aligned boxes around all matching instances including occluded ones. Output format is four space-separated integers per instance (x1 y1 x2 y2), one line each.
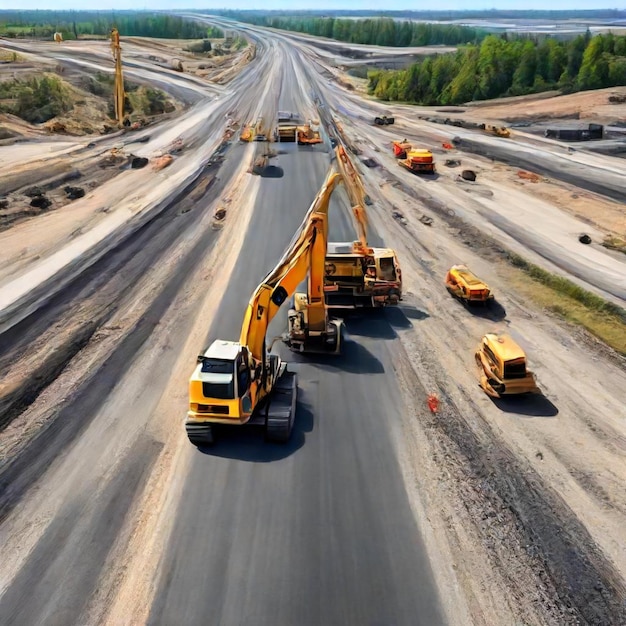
188 342 254 421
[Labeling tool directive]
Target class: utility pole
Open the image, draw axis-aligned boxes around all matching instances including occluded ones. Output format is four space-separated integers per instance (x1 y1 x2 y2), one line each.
110 27 125 128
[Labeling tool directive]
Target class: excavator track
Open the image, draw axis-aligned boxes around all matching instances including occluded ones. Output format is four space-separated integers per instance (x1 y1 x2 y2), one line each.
265 370 297 443
185 422 214 446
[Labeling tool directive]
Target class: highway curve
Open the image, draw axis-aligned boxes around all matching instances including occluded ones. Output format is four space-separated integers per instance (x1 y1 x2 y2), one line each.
0 36 443 626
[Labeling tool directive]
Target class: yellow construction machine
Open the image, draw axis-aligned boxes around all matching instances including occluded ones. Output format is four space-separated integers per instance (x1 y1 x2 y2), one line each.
445 265 494 305
398 148 436 174
185 169 345 446
324 146 403 308
297 124 323 145
110 28 125 128
475 333 540 398
483 124 510 138
240 117 268 142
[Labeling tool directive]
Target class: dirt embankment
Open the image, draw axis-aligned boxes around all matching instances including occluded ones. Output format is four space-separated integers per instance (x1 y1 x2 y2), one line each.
462 87 626 123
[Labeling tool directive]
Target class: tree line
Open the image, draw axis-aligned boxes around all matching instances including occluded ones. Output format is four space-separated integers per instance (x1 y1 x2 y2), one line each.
208 9 625 20
0 11 222 40
369 32 626 104
213 12 485 47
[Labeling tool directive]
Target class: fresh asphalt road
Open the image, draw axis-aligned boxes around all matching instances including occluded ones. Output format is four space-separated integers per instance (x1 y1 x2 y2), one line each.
148 137 443 625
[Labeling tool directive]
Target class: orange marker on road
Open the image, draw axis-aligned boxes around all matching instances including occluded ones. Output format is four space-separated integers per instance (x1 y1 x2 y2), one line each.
427 394 439 414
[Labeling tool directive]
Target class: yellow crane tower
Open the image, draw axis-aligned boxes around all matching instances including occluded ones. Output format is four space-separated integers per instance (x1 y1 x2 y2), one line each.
110 28 125 128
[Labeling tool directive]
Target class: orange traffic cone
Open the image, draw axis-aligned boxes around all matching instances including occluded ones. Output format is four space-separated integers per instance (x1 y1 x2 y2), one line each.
427 393 439 413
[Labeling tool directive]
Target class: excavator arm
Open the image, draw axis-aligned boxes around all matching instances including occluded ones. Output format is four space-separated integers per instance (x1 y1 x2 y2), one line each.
240 170 342 361
334 145 372 254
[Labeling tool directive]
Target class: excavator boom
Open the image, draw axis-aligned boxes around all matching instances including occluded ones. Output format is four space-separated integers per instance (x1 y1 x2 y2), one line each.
334 145 369 252
239 170 342 360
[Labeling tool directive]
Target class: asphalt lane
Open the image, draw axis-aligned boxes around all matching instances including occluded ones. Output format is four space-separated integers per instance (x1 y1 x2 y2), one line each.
149 78 443 624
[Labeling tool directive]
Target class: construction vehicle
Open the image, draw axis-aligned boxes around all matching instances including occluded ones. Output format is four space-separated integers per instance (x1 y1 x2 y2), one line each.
475 333 540 398
374 115 395 126
273 112 322 144
110 28 125 128
297 124 323 145
483 124 510 138
240 117 268 142
392 140 412 159
445 265 494 305
398 148 435 175
275 123 297 142
185 169 345 447
323 146 402 308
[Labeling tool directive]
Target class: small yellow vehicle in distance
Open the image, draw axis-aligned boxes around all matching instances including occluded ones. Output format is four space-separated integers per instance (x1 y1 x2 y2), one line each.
445 264 494 305
475 333 540 398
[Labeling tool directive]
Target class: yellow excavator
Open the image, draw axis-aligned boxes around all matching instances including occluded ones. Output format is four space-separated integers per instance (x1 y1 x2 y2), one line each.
185 168 345 446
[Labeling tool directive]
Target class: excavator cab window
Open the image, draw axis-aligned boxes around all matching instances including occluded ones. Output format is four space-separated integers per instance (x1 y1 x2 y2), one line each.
379 257 396 281
200 358 236 400
271 286 288 306
236 356 250 397
201 359 232 373
503 358 527 379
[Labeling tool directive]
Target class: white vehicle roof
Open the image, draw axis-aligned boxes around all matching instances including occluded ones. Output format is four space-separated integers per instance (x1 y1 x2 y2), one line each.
203 340 241 361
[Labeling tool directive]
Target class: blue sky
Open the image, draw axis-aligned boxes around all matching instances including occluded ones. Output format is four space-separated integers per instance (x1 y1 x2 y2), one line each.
5 2 611 11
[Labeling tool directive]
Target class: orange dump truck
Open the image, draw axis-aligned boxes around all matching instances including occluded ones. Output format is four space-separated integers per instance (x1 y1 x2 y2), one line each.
398 148 435 174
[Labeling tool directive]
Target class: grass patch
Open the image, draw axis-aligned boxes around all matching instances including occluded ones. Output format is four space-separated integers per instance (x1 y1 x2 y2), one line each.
602 235 626 255
126 86 173 116
0 50 24 62
504 253 626 355
232 36 248 51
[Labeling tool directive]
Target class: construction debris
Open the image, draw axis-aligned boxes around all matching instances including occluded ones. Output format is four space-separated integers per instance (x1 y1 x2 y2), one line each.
419 215 434 226
518 170 541 183
445 159 461 167
579 234 592 244
461 170 477 182
64 186 85 200
30 195 51 209
152 155 174 170
130 156 149 169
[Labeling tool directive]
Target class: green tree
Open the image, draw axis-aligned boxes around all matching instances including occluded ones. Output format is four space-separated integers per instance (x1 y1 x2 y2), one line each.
577 36 608 89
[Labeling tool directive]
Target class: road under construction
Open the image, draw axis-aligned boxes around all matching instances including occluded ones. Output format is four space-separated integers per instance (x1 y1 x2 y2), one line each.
0 16 625 626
